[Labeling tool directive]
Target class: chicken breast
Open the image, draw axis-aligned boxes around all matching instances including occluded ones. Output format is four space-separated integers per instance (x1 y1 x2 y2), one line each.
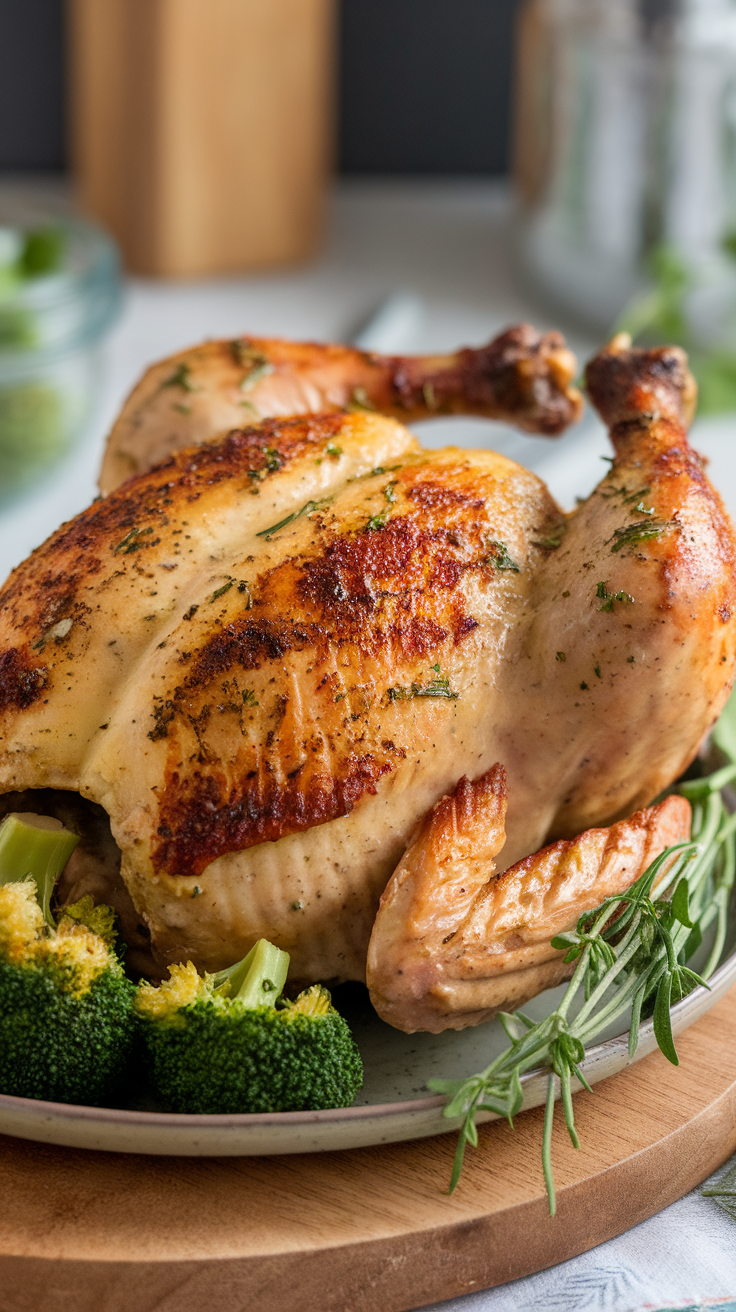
366 765 691 1033
0 331 733 1016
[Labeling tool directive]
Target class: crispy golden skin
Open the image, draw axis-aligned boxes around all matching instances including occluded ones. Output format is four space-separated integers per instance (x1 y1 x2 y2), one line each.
0 333 733 1019
366 765 691 1033
99 324 582 493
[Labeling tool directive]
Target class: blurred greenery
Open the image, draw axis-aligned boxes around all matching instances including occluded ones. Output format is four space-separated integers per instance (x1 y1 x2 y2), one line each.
0 226 71 488
18 226 65 279
688 352 736 416
615 243 736 414
0 381 67 490
0 305 35 349
0 225 66 352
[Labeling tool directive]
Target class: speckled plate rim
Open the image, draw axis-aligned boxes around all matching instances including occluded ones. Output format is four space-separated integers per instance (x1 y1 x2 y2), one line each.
0 947 734 1156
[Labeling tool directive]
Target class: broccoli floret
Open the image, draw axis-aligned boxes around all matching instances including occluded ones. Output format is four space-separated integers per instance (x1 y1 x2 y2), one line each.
0 813 137 1104
136 939 364 1114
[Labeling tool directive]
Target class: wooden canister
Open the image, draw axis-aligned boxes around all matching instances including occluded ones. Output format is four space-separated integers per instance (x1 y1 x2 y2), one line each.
67 0 335 277
513 0 554 209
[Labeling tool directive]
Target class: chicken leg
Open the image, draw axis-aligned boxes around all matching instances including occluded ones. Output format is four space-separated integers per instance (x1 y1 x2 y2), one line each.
100 324 582 492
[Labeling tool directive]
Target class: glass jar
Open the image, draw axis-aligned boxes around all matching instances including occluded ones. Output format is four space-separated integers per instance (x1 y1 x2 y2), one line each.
516 0 736 343
0 199 121 499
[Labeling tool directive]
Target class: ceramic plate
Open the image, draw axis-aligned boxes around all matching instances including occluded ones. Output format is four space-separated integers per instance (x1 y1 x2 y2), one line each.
0 908 733 1157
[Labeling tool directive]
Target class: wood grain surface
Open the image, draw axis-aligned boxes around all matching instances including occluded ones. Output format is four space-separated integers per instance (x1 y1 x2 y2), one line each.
68 0 335 276
2 985 736 1312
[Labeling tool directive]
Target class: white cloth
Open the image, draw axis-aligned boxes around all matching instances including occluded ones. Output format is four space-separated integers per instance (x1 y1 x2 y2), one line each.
421 1156 736 1312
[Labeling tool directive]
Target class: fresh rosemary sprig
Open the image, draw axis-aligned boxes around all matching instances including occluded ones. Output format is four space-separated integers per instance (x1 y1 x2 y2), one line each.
428 693 736 1213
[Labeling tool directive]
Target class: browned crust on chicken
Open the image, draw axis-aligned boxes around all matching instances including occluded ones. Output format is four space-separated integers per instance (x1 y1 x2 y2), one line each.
149 450 561 873
0 404 565 878
100 324 583 492
367 766 691 1032
0 411 347 682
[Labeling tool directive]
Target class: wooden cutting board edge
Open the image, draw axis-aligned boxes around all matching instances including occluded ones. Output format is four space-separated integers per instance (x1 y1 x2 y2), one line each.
1 984 735 1312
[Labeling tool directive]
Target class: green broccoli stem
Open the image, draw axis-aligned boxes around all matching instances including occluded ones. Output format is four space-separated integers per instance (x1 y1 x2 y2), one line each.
213 937 290 1008
0 813 79 926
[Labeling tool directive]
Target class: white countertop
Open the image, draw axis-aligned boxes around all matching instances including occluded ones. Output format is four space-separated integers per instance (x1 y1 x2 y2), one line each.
1 177 735 1311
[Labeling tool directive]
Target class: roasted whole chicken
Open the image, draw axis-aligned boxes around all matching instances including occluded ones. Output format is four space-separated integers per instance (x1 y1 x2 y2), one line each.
0 325 733 1035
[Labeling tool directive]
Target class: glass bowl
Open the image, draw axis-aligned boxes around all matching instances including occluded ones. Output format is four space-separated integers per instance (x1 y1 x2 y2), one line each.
0 205 121 499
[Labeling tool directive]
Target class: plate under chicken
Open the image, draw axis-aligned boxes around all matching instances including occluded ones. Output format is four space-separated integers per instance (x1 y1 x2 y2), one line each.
0 326 732 1033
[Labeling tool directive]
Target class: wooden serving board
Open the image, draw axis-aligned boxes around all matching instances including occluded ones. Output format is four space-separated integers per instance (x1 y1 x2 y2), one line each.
2 987 736 1312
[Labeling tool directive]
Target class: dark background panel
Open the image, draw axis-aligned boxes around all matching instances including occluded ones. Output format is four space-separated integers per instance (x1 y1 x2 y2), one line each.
0 0 520 175
338 0 521 174
0 0 66 170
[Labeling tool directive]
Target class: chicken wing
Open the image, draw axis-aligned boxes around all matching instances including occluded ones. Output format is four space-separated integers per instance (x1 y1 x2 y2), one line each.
366 765 691 1033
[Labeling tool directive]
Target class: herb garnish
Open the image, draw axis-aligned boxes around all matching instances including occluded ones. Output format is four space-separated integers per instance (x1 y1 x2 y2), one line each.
600 482 650 516
388 665 459 702
112 526 156 555
596 581 634 612
367 512 388 531
487 540 520 572
209 577 251 605
162 363 196 392
610 520 675 552
348 386 376 412
366 481 398 531
429 693 736 1213
241 359 273 391
256 496 333 540
231 341 274 391
533 525 567 550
